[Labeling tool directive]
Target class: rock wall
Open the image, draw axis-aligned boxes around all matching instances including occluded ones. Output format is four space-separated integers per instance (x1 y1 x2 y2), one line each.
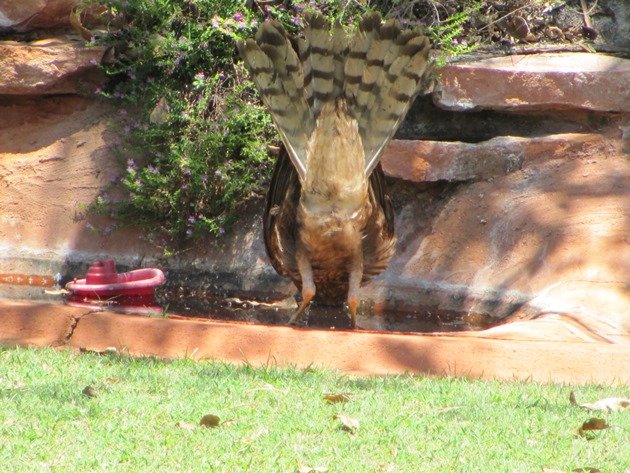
1 1 629 343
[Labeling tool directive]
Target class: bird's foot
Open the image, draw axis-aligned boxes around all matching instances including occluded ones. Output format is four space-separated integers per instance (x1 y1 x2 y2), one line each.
347 296 358 329
288 288 315 326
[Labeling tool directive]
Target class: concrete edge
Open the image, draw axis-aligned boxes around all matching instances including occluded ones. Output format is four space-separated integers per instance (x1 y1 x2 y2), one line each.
1 301 628 385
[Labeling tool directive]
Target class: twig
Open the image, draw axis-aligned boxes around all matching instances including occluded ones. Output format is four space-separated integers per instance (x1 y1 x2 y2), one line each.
579 0 593 29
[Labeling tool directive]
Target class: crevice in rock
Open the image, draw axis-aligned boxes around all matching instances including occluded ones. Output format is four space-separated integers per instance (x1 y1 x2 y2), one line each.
397 95 618 143
61 309 99 345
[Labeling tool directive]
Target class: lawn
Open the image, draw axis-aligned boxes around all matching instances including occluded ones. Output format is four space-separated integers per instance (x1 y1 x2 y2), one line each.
0 347 628 472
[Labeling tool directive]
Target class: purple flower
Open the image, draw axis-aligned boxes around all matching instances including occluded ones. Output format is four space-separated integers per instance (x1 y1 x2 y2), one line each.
183 168 192 176
135 179 142 187
128 71 136 80
89 58 98 66
186 228 193 237
127 158 136 168
219 71 225 80
211 17 220 28
214 169 222 177
233 12 244 22
147 164 159 174
218 227 225 235
188 216 196 224
194 72 205 81
290 16 301 26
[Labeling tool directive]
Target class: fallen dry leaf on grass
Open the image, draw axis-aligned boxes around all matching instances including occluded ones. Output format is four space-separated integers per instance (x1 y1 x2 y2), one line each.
199 414 221 428
323 393 351 404
333 414 359 433
577 418 609 437
570 391 630 411
82 385 98 398
176 421 196 431
572 468 600 473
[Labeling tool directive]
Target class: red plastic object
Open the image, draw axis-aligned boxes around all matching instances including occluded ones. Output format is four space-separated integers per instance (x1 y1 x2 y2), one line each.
65 259 165 313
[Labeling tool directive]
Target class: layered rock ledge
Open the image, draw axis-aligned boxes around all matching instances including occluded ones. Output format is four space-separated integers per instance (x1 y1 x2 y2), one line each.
437 53 630 112
0 38 105 94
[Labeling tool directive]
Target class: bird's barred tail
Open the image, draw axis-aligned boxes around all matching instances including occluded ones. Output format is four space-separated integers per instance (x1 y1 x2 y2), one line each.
237 12 431 178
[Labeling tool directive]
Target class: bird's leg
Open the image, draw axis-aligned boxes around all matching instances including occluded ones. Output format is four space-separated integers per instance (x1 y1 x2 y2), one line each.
346 248 363 329
288 246 316 325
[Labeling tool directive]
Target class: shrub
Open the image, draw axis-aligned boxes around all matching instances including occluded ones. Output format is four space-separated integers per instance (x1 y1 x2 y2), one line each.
86 0 481 254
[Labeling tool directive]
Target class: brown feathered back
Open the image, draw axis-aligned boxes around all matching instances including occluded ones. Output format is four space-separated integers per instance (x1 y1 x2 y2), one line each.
237 12 431 179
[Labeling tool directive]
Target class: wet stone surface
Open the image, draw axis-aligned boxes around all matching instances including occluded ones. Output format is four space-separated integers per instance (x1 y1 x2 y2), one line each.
0 277 504 333
156 287 498 333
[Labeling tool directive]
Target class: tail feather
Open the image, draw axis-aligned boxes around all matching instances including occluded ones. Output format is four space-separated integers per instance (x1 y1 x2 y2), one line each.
255 20 303 99
238 13 431 179
302 13 336 113
330 21 349 100
357 27 431 175
238 35 313 178
343 12 380 110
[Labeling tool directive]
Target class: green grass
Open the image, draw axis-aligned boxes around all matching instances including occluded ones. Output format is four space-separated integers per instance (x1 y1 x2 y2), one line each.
0 347 628 472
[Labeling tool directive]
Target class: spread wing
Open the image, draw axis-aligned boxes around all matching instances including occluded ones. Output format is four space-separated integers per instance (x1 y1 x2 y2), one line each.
263 145 300 279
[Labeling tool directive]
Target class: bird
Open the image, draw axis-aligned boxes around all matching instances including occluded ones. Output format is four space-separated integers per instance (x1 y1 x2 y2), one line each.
238 12 431 327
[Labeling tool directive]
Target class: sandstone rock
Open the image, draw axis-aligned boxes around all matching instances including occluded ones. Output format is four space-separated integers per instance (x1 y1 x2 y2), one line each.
0 0 79 32
0 96 154 259
436 53 630 112
382 133 612 182
0 38 106 95
379 147 629 342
